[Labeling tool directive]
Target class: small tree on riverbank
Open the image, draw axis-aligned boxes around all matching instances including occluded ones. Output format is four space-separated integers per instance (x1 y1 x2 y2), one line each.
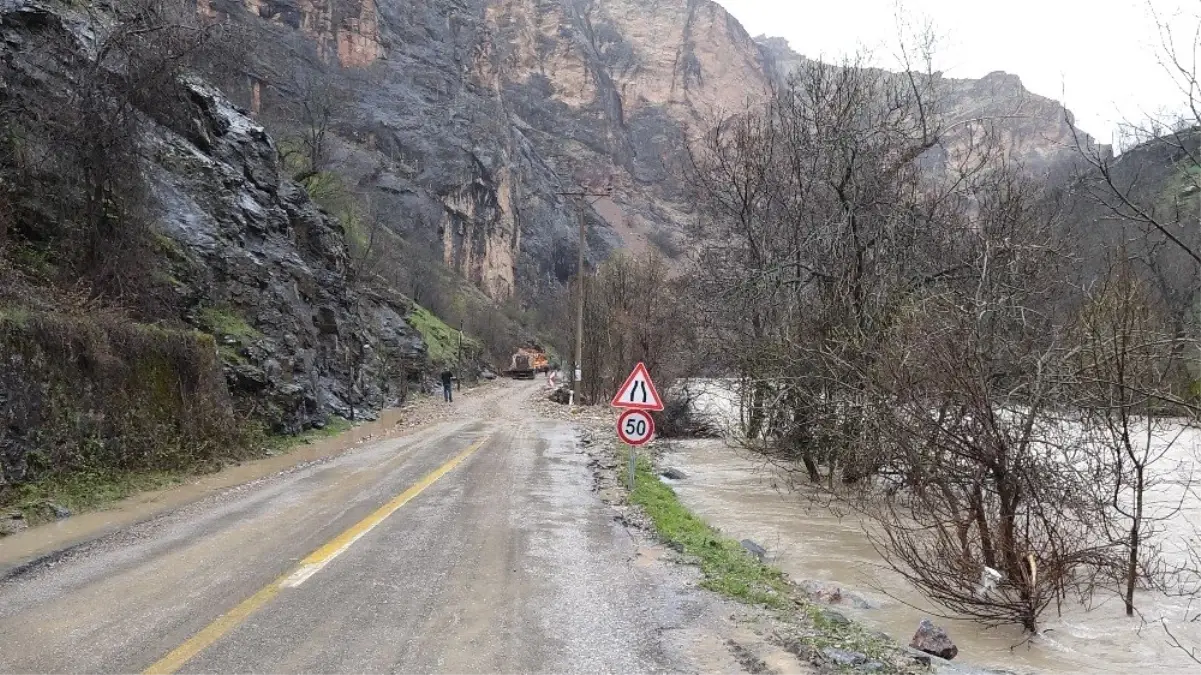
859 166 1118 632
686 43 977 486
1071 257 1198 617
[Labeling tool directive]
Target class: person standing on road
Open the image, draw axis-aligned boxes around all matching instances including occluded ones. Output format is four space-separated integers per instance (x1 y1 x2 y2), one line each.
441 369 455 403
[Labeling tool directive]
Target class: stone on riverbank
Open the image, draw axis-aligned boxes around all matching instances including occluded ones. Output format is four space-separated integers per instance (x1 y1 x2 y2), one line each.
910 618 958 660
740 539 767 561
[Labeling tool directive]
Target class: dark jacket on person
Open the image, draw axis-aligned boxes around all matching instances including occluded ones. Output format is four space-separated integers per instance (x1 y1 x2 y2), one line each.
440 370 454 388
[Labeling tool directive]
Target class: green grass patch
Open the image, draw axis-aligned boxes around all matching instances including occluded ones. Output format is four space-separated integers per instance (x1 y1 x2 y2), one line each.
628 451 792 609
1164 160 1201 205
3 469 187 525
197 306 261 340
217 344 248 364
6 242 56 280
408 304 480 366
0 305 32 326
800 604 901 664
627 448 907 671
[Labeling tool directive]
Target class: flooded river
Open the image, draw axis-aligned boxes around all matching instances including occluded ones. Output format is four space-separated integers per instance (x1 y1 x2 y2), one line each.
660 439 1201 674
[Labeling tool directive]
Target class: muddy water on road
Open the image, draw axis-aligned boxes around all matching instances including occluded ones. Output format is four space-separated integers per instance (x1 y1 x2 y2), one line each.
661 440 1201 675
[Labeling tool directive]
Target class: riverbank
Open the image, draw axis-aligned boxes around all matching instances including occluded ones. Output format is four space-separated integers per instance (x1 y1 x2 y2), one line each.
556 402 933 675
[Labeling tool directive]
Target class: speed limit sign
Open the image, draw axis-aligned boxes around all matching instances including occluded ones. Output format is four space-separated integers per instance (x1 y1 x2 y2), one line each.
617 409 655 446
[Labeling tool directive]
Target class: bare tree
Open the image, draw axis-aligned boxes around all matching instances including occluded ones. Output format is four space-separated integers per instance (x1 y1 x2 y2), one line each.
687 44 991 485
859 166 1115 633
686 46 1140 630
1064 4 1201 655
576 251 693 405
1070 255 1199 616
270 68 351 183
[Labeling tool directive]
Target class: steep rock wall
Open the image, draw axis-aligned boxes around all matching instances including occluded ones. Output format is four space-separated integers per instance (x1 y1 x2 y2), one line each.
0 0 424 433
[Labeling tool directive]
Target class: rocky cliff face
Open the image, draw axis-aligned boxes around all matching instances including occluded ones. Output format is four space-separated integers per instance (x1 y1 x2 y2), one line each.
219 0 1105 304
6 0 1098 315
0 0 424 433
209 0 779 302
147 81 425 430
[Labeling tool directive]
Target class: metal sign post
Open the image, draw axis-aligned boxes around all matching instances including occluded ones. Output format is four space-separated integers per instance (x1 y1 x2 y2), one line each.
628 443 636 493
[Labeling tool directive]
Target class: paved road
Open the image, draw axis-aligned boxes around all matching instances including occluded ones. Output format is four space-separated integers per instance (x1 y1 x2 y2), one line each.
0 381 729 674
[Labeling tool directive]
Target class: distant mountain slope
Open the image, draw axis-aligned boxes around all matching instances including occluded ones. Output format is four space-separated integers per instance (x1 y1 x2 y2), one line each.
217 1 1104 300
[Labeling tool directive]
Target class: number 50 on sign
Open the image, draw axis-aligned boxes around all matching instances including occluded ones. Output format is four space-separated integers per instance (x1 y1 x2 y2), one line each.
617 409 655 446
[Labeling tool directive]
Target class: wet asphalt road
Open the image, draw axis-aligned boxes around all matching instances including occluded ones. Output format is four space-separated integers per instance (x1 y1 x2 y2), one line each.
0 381 719 674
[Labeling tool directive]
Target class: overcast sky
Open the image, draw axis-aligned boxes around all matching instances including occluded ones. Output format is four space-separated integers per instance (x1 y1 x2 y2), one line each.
716 0 1198 143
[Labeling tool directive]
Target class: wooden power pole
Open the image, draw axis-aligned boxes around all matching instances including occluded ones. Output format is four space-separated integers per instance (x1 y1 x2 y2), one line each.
555 185 613 408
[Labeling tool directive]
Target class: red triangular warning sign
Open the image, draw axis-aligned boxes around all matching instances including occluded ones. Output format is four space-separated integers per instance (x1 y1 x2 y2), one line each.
610 362 664 411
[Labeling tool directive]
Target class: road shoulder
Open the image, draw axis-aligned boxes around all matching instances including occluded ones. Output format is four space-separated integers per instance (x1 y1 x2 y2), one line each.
0 382 498 575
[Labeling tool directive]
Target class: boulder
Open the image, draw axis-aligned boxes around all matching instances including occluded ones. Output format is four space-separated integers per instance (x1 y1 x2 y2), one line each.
800 579 882 609
547 386 571 405
480 369 497 381
908 650 932 667
740 539 767 562
0 513 27 537
660 467 688 480
910 618 958 660
821 647 868 666
819 609 852 628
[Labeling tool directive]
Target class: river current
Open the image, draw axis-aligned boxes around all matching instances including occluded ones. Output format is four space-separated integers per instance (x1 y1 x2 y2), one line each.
665 382 1201 674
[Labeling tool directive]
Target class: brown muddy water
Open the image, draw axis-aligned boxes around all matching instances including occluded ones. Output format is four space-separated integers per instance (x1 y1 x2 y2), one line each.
660 439 1201 675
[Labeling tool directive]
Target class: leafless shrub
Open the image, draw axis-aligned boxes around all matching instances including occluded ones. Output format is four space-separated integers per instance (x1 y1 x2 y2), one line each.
1068 255 1201 616
856 166 1117 632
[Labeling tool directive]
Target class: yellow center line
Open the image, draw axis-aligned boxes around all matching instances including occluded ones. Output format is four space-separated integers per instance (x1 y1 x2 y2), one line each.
143 438 487 675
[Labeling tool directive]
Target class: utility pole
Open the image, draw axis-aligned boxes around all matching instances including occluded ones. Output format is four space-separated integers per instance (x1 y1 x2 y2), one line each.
457 320 463 391
555 185 613 408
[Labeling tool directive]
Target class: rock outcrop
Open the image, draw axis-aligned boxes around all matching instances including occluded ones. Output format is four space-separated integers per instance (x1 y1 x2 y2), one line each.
756 36 1106 177
0 0 424 433
149 80 426 430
